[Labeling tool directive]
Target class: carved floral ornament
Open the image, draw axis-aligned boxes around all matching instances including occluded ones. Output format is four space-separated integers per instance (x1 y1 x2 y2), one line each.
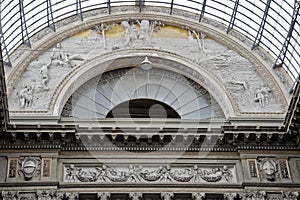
64 164 235 183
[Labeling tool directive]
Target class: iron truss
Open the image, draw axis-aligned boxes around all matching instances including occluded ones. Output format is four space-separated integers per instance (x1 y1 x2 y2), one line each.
0 0 298 90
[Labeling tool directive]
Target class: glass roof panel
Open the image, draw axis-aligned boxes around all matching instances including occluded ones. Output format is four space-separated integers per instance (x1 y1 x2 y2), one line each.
0 0 299 89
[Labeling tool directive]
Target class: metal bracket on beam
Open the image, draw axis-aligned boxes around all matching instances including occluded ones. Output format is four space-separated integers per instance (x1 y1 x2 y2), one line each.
46 0 55 31
227 0 239 34
170 0 174 15
107 0 111 14
19 0 31 48
252 0 271 50
136 0 145 13
273 1 300 68
199 0 207 22
76 0 83 21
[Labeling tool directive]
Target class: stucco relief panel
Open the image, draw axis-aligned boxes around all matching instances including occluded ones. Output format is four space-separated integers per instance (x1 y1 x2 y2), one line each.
7 17 285 115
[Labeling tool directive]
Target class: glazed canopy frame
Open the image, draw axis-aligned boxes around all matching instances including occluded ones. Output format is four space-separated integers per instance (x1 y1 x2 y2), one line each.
0 0 300 89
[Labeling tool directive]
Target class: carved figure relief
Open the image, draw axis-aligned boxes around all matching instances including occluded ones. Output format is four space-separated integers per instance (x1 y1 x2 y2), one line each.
42 158 51 177
121 20 163 47
17 85 34 108
248 159 258 178
65 164 77 182
49 43 84 68
278 159 290 179
257 158 279 181
95 23 116 49
7 158 18 178
40 64 49 91
18 157 41 180
255 84 272 108
64 164 235 183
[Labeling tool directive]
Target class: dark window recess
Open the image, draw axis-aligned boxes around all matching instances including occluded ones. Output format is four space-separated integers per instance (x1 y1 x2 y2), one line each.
110 193 130 200
174 193 193 200
106 99 181 119
143 193 161 200
79 193 97 200
205 194 225 200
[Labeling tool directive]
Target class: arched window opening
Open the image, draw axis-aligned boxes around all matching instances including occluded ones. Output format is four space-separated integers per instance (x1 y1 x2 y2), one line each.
106 99 181 119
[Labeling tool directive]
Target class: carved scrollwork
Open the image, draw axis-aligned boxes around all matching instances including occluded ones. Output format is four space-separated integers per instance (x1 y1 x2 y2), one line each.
64 164 234 183
245 190 266 200
281 191 299 200
97 193 111 200
192 192 205 200
2 191 19 200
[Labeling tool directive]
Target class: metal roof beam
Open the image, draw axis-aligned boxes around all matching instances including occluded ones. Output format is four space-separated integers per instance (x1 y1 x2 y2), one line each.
136 0 145 13
107 0 111 14
19 0 31 48
251 0 271 50
199 0 207 22
76 0 83 21
46 0 55 31
0 46 10 132
227 0 239 34
273 0 300 68
0 5 11 67
170 0 174 15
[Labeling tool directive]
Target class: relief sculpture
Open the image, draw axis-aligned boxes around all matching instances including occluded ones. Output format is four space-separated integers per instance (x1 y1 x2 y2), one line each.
64 165 234 183
121 20 163 47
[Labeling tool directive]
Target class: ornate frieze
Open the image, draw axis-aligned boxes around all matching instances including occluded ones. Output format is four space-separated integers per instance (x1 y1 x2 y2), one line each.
64 164 235 183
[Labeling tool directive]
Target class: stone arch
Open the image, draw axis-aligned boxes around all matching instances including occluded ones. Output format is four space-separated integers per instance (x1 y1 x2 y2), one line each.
53 49 235 119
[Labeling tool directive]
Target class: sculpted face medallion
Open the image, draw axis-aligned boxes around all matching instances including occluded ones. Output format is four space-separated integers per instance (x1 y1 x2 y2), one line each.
262 160 275 176
19 157 41 180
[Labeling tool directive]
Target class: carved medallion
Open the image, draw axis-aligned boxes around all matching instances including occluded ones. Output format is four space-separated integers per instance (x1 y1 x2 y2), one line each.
18 157 41 180
257 158 279 181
